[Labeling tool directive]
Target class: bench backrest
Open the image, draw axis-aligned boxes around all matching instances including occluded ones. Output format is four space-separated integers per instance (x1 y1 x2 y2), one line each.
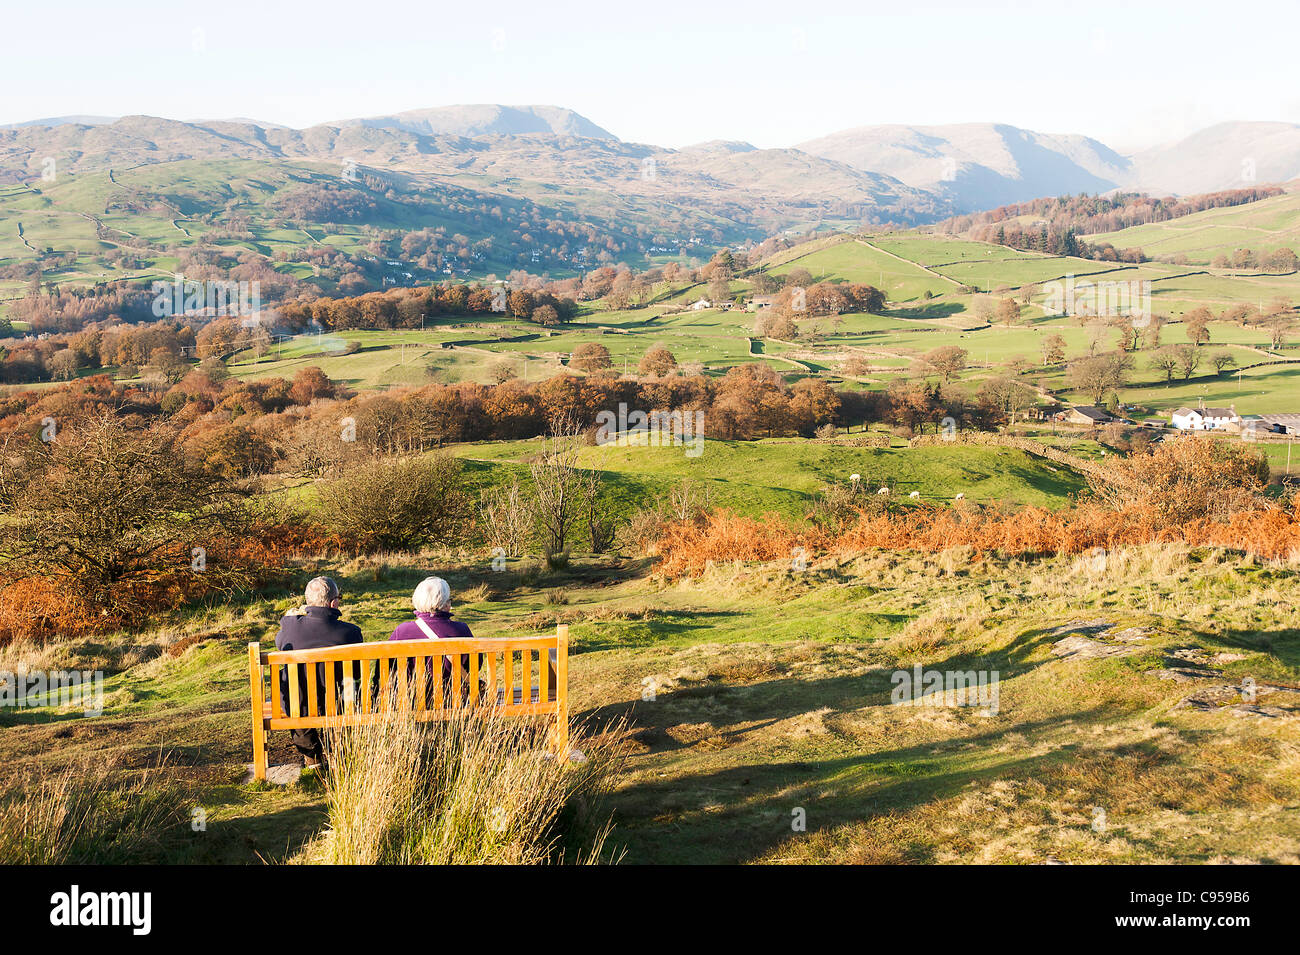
249 625 569 730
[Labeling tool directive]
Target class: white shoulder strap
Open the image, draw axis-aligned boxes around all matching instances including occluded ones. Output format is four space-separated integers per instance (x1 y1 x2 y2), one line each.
415 617 439 640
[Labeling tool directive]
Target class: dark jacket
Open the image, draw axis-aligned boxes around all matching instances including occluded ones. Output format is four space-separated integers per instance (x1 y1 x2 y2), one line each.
389 610 476 702
275 606 363 716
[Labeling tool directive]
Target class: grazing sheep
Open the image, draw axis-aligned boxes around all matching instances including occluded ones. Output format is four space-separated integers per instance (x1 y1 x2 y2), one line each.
877 487 890 495
909 490 920 499
954 492 965 500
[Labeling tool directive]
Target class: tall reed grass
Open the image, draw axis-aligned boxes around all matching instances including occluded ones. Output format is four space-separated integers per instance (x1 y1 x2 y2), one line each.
299 707 624 865
0 761 188 864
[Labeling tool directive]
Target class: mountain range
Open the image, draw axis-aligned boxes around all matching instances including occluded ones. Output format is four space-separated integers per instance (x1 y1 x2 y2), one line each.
2 106 1298 235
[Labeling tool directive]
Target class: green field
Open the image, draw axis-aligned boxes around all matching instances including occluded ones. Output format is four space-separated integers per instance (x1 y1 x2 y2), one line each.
1087 191 1300 265
450 437 1090 515
768 238 955 301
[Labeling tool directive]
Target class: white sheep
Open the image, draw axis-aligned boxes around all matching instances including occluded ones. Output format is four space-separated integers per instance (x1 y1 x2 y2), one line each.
954 492 965 501
909 490 920 499
877 487 890 495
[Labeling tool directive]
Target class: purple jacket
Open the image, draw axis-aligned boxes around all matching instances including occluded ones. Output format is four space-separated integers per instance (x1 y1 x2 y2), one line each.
390 610 475 695
390 610 473 642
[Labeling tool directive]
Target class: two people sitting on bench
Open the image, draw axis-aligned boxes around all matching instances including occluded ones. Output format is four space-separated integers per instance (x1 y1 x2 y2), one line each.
274 575 476 767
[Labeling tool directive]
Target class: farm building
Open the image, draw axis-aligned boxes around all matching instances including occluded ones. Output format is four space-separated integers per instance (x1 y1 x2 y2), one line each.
1256 413 1300 435
691 298 712 311
1056 406 1113 426
1171 406 1241 431
748 295 775 311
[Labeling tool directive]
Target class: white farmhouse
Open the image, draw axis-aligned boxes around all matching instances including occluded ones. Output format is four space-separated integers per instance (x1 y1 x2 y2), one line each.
691 298 713 311
1170 405 1240 431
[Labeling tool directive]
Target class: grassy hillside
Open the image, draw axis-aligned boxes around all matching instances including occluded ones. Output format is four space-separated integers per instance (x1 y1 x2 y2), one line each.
1086 191 1300 265
451 437 1091 515
0 157 690 298
4 543 1296 864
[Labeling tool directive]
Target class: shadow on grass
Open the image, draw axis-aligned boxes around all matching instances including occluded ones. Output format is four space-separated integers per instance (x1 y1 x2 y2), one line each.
163 802 328 864
883 303 967 320
602 707 1114 864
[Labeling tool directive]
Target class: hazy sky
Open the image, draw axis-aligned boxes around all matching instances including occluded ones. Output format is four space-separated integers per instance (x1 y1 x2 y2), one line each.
3 0 1298 152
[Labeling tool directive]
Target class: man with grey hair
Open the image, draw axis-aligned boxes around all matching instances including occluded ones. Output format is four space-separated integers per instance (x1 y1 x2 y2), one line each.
275 576 363 768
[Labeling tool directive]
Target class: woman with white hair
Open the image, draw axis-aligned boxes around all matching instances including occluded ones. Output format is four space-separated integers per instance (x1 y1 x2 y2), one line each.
389 576 475 698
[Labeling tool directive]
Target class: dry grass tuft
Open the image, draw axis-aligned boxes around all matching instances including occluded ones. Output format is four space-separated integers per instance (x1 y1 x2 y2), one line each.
0 760 188 864
297 708 626 865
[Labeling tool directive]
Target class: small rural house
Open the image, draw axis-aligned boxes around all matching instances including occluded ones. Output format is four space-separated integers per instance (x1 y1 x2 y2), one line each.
691 298 712 311
1057 406 1113 427
1171 406 1241 431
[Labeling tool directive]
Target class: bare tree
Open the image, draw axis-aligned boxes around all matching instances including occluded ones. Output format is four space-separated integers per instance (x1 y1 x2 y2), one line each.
1150 348 1180 384
1067 352 1133 406
1174 343 1201 380
921 345 968 382
479 476 532 557
529 418 585 568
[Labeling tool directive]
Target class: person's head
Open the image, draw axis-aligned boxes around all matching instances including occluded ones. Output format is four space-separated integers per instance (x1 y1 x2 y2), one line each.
412 577 451 614
304 576 340 608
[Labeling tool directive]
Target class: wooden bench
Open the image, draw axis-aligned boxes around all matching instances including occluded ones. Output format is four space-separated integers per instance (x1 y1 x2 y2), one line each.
247 625 569 781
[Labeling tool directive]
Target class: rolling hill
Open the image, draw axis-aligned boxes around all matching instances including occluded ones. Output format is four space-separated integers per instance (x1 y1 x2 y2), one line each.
1083 188 1300 264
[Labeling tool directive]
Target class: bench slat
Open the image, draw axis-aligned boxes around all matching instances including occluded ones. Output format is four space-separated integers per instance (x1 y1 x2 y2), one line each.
503 650 514 709
305 662 319 717
396 655 410 712
415 655 428 713
287 661 301 721
270 661 282 718
325 662 338 717
540 645 549 703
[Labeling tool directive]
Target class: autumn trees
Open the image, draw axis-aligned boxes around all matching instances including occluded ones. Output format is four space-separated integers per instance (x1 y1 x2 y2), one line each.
0 415 251 623
1041 333 1067 366
1086 437 1269 526
570 343 613 373
274 283 576 334
638 345 678 377
921 346 969 383
319 455 470 553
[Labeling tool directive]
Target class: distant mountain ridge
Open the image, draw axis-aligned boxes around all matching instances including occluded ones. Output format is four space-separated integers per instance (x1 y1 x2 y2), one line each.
797 120 1300 213
1 108 1298 228
332 104 617 140
0 110 948 231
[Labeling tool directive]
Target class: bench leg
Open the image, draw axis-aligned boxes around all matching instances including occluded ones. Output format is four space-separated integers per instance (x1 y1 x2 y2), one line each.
552 626 569 762
249 642 268 782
